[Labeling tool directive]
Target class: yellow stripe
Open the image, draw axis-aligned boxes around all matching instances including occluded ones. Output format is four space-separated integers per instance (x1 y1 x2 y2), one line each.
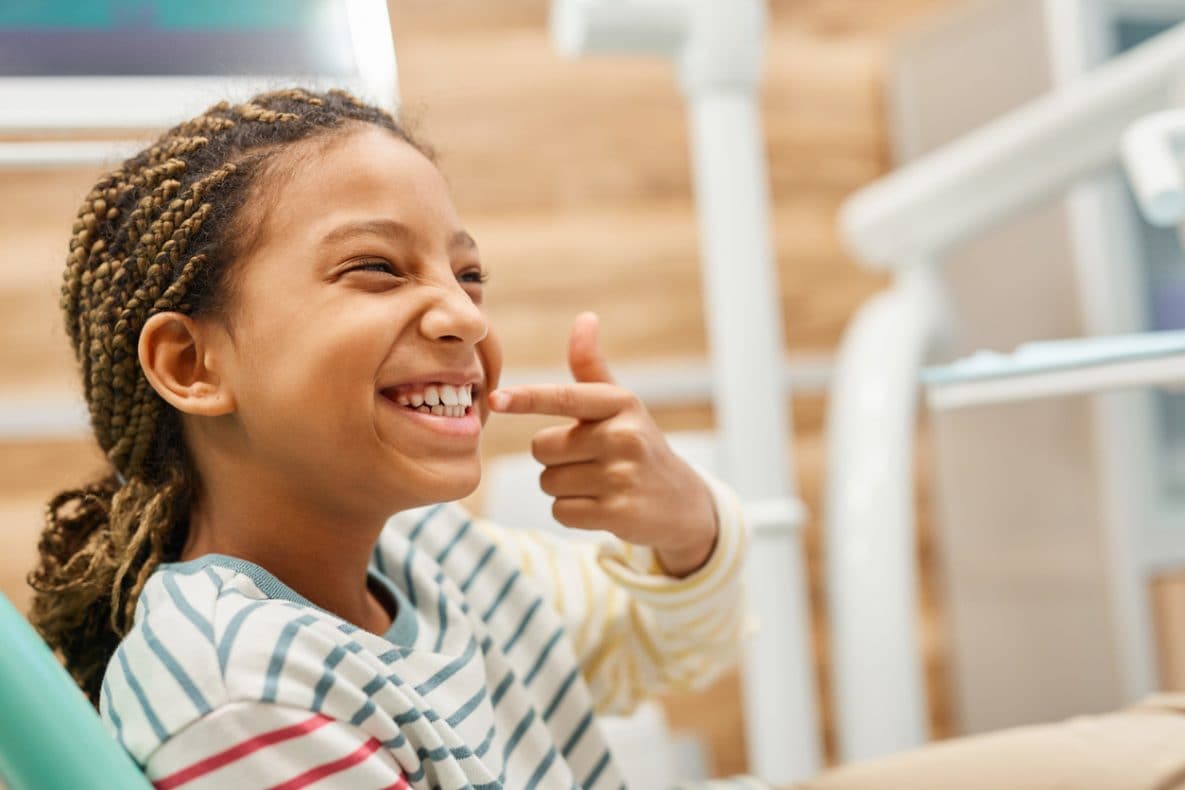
594 493 745 602
625 642 642 706
593 659 628 715
511 530 534 578
544 538 566 617
651 596 737 643
627 600 664 676
519 530 568 617
475 518 506 549
581 581 623 682
597 523 744 612
574 548 599 658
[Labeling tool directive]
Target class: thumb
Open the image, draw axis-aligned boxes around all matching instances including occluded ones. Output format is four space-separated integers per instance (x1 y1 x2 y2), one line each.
568 311 615 384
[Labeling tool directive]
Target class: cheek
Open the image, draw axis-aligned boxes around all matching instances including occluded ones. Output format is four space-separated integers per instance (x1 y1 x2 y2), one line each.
478 330 503 393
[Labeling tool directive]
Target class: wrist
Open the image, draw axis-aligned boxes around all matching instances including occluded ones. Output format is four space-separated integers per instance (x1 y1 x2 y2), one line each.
655 523 718 578
655 485 719 578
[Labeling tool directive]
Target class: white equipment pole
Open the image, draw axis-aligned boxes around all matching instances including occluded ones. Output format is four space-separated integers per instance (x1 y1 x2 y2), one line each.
551 1 820 782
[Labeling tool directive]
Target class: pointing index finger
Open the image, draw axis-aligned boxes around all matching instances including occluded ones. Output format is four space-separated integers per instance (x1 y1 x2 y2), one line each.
489 382 630 421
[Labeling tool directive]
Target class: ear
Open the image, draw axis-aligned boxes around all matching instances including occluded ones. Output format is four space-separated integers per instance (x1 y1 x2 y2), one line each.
138 312 236 417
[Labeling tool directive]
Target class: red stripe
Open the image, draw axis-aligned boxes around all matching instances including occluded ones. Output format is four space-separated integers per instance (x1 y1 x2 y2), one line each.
378 777 411 790
267 737 385 790
153 713 334 790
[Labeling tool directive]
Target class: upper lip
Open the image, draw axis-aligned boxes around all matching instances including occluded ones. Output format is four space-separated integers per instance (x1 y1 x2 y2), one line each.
378 369 484 393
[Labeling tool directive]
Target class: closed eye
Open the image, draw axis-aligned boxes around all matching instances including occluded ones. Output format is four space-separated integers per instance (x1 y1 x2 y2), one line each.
458 268 490 285
350 260 401 276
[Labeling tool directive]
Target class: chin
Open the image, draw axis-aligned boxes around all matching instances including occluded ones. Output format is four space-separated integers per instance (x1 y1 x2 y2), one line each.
410 459 482 506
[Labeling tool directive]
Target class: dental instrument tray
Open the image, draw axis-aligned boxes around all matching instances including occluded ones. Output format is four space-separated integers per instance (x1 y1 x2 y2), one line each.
922 330 1185 410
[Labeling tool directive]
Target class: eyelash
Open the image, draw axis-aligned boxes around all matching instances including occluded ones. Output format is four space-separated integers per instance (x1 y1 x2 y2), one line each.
350 260 489 285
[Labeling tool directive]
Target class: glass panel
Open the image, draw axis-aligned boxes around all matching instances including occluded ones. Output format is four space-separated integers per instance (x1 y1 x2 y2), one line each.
0 0 356 77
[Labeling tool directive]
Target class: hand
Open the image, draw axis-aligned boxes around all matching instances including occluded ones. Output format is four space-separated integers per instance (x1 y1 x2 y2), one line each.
488 312 718 577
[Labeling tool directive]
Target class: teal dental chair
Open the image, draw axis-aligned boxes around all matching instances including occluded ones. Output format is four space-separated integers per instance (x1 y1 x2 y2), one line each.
0 593 151 789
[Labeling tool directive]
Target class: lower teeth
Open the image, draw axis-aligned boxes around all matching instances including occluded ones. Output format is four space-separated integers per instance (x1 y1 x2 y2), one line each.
411 405 466 417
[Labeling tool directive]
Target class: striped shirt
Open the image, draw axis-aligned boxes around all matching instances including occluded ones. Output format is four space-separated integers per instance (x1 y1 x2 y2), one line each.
100 472 753 788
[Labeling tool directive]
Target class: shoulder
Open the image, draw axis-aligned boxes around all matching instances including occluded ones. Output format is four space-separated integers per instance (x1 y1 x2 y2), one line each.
100 560 376 764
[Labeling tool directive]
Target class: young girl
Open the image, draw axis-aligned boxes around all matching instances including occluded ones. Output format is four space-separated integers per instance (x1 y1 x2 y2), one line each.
27 88 752 789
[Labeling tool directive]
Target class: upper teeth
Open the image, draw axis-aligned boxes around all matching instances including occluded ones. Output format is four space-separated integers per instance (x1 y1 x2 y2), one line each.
393 383 473 414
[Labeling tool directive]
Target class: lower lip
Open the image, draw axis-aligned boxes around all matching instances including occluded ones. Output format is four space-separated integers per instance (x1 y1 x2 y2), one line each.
378 395 482 440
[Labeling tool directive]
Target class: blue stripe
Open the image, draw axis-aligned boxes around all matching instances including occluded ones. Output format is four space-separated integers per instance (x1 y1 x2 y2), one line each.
460 545 497 592
161 573 214 643
435 518 472 565
433 576 449 653
445 684 487 728
394 707 425 727
382 731 407 750
583 750 612 788
361 675 387 696
217 600 268 675
524 626 565 686
116 647 167 742
261 613 318 702
502 708 536 761
502 597 542 654
377 646 410 664
481 569 520 623
414 636 477 696
141 616 211 715
474 723 497 758
346 675 387 726
311 645 349 711
408 504 443 542
101 675 124 744
403 758 426 784
561 710 593 757
402 545 418 608
542 666 581 722
350 699 376 727
491 670 516 707
202 566 224 593
525 745 559 789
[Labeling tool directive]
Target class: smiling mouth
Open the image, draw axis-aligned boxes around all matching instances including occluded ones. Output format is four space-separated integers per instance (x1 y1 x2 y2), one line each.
380 382 476 418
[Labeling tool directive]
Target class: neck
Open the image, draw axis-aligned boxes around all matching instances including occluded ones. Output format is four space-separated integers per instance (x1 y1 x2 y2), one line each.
181 453 397 636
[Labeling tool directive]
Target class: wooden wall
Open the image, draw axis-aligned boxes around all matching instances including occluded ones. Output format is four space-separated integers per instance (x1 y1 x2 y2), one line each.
0 0 955 777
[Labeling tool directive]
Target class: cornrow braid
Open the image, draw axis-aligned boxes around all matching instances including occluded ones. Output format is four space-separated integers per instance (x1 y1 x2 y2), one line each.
27 88 431 706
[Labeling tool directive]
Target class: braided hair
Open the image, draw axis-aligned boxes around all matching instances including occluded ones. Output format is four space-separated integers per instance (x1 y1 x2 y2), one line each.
27 88 432 706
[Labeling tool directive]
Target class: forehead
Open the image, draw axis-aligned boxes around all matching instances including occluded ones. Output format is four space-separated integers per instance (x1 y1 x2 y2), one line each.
255 126 460 249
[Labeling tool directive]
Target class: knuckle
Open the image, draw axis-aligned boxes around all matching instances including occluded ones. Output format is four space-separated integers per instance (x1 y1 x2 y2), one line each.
604 462 638 492
559 387 578 413
604 494 639 522
607 424 646 457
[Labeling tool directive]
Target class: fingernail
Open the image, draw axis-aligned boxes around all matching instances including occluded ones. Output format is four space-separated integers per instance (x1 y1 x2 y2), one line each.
489 390 510 410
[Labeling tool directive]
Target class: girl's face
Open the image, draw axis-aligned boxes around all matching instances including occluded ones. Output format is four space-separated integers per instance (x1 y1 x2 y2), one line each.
212 126 502 518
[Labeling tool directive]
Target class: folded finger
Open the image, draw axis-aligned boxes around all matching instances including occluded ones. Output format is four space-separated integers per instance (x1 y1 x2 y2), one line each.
539 461 605 499
531 423 599 466
551 496 603 531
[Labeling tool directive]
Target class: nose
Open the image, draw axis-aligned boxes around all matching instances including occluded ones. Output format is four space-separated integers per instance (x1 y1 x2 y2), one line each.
419 279 487 346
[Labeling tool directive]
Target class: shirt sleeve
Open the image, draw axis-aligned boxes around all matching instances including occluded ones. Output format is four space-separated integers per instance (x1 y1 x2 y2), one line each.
477 468 754 716
141 700 409 790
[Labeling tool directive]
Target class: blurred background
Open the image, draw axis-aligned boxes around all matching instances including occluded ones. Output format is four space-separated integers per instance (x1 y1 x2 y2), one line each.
12 0 1185 785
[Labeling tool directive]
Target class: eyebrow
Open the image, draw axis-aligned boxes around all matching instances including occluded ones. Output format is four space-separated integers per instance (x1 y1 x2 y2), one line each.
319 218 478 253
